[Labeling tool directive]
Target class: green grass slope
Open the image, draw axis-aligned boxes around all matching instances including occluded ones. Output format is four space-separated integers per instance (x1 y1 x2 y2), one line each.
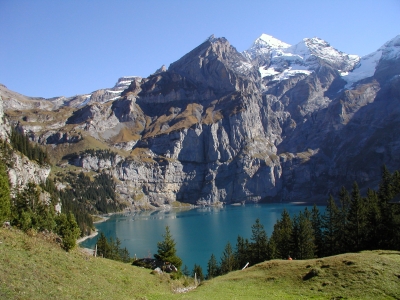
183 252 400 300
0 228 184 300
1 227 400 300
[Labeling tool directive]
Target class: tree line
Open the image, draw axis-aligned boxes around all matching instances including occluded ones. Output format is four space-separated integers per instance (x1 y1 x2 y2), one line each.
203 166 400 279
10 126 49 165
96 232 131 263
58 170 125 235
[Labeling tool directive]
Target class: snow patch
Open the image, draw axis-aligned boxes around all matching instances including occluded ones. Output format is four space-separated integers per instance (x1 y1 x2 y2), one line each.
109 96 120 101
342 50 382 88
106 90 121 94
260 65 312 81
78 95 91 107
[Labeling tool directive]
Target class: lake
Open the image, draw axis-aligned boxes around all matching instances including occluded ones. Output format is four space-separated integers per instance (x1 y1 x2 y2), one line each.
80 203 323 272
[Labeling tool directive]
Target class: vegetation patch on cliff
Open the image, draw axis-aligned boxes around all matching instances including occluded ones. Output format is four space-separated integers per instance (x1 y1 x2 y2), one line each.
109 126 141 143
143 103 204 138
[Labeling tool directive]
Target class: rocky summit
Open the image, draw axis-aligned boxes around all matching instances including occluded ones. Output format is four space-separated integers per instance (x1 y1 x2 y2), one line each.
2 33 400 208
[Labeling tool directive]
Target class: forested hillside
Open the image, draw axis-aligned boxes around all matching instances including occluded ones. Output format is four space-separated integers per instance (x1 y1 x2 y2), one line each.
0 125 128 249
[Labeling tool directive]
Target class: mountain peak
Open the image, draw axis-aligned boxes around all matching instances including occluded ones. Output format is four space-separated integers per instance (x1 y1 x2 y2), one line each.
288 37 331 57
378 34 400 60
285 37 359 70
303 37 329 46
153 65 167 75
254 34 290 49
206 34 216 42
242 34 290 66
381 34 400 48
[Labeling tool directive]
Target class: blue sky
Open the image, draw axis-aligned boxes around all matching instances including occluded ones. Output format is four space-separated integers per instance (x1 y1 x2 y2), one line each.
1 0 399 98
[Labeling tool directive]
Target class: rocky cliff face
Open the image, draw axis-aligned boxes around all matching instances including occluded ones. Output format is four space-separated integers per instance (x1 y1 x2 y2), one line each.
0 94 51 191
0 94 8 142
2 34 400 208
7 152 51 189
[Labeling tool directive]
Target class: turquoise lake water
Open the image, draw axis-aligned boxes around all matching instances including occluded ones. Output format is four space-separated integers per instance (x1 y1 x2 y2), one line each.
81 203 323 272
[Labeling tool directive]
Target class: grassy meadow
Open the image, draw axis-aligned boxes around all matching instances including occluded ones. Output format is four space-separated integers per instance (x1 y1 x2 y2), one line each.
1 227 400 299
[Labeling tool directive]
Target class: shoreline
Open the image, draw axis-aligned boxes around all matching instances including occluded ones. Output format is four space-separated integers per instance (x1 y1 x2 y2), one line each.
93 215 110 224
77 229 99 244
77 215 109 244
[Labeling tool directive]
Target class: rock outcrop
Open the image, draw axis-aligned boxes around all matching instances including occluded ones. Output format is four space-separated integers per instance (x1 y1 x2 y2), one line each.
7 152 51 189
0 94 51 190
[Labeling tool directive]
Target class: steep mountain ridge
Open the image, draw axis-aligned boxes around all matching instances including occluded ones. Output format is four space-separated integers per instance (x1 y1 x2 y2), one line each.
1 76 139 111
2 33 400 208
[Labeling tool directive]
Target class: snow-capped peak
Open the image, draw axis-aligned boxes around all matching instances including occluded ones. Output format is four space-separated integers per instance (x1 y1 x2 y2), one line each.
242 34 291 65
288 37 329 58
341 34 400 88
379 34 400 60
113 76 140 91
245 35 360 83
287 37 359 69
255 34 291 49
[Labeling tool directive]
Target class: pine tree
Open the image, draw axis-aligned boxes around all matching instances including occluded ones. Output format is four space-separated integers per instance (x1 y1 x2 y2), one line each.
235 235 250 269
207 253 219 279
55 212 81 251
292 210 315 259
271 209 292 259
378 165 394 203
390 171 400 249
0 161 10 223
220 241 236 274
347 182 366 251
267 236 277 259
249 218 269 264
11 182 56 232
311 204 324 257
182 265 190 277
192 264 204 281
377 166 396 249
322 195 339 256
108 237 122 260
364 188 380 249
337 186 351 253
291 214 300 258
154 226 182 270
119 246 131 263
96 232 110 258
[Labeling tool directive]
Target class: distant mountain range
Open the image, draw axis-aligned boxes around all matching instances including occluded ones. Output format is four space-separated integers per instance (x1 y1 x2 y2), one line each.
1 33 400 208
